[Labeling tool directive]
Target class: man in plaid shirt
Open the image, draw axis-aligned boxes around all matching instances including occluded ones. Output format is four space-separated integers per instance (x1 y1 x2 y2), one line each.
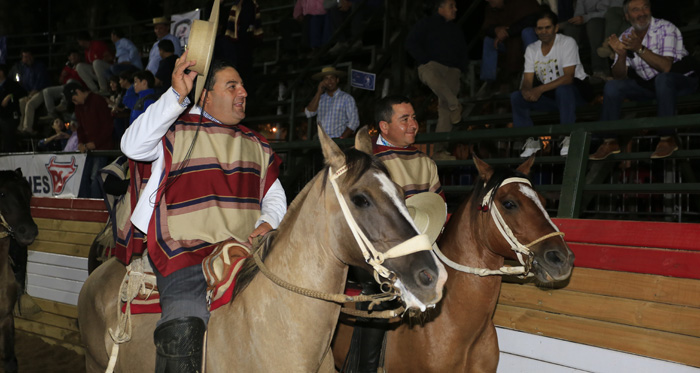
305 66 359 139
590 0 698 160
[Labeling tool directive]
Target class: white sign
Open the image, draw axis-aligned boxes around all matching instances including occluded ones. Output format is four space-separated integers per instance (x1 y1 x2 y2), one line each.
0 153 87 198
172 9 201 50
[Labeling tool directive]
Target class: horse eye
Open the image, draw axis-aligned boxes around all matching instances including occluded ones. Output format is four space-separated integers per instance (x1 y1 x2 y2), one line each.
351 194 370 208
502 200 516 210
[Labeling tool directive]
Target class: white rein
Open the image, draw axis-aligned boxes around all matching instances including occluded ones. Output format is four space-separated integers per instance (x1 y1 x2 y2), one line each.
432 177 564 277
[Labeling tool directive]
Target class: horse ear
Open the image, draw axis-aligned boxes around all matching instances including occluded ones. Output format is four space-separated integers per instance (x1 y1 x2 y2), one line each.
472 155 493 182
354 126 372 155
15 168 23 177
516 155 535 176
318 124 345 170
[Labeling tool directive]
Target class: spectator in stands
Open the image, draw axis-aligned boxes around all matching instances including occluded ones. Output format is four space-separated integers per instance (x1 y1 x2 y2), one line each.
155 39 177 91
38 118 78 152
107 75 129 144
123 70 157 125
63 82 114 198
405 0 468 160
213 0 263 86
590 0 699 160
75 32 113 96
13 49 49 135
512 9 592 157
596 1 630 59
480 0 540 93
109 28 143 77
304 66 359 138
41 50 85 122
293 0 330 54
0 64 27 152
559 0 613 81
146 17 183 75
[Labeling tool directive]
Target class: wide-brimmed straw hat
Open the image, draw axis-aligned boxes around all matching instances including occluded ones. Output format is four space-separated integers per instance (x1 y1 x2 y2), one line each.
406 192 447 244
149 16 174 26
312 66 346 80
185 0 220 105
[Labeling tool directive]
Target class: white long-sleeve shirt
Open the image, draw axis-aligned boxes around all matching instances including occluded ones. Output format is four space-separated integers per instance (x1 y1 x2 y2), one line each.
121 88 287 234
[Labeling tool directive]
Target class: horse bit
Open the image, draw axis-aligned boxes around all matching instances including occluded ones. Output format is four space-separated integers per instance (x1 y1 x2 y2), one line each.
433 177 564 277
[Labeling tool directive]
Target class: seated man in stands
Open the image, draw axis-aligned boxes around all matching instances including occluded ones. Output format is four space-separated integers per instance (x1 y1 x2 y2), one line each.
590 0 698 160
14 49 50 135
405 0 468 160
559 0 615 81
75 32 113 96
348 94 445 372
108 28 143 77
41 50 85 122
146 16 182 75
511 9 592 158
304 66 359 139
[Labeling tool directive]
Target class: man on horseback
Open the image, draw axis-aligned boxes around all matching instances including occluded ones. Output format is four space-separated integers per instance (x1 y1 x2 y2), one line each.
118 12 287 370
345 95 446 372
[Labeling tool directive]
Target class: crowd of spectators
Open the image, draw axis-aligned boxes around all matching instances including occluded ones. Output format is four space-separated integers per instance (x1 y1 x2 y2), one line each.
1 0 698 171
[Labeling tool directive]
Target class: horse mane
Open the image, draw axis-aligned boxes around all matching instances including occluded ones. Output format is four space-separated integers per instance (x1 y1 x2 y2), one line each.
231 148 387 299
467 165 531 223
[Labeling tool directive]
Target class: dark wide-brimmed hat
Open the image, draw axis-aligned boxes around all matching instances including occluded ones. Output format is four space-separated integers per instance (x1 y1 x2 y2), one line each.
312 66 347 80
185 0 220 104
149 16 174 26
406 192 447 244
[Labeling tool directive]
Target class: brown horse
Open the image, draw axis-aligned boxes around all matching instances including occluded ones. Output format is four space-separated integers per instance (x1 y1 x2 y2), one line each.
0 169 38 373
333 156 575 372
78 128 447 372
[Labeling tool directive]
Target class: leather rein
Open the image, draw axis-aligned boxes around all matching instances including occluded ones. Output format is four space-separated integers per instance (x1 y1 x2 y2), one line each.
252 165 434 318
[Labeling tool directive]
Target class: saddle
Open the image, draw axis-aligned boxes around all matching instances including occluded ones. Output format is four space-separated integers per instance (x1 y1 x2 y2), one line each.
118 239 251 315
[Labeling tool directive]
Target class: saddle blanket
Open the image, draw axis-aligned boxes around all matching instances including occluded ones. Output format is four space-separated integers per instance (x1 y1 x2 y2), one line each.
119 241 251 314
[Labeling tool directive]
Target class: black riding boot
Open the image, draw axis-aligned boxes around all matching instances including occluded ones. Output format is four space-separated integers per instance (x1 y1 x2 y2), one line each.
154 317 206 373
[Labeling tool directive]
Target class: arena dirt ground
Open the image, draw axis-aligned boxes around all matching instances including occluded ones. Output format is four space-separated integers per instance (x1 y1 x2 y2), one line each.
13 332 85 373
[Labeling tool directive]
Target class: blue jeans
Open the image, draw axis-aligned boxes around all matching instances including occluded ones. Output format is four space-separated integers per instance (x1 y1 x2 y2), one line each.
602 73 699 120
510 84 587 127
78 155 108 199
601 73 698 135
481 27 537 82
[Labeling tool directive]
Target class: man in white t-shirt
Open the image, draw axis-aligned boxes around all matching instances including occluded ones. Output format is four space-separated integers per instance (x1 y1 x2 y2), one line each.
510 9 591 157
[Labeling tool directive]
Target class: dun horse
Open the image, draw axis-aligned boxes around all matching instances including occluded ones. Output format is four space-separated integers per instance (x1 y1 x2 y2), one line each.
334 156 575 372
78 128 447 372
0 169 38 373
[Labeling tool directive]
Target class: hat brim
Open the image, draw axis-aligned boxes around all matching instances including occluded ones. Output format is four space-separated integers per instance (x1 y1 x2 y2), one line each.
406 192 447 244
311 70 346 80
185 0 220 105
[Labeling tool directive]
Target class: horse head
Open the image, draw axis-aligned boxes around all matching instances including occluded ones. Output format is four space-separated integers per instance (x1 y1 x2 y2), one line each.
319 126 446 311
0 169 38 246
471 156 574 283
